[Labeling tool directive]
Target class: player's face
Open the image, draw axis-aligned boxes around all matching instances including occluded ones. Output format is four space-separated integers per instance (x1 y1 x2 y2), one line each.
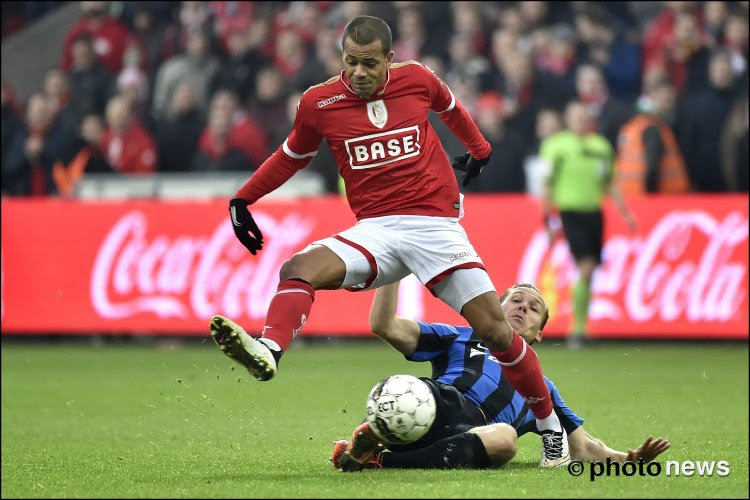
342 37 394 99
501 289 545 344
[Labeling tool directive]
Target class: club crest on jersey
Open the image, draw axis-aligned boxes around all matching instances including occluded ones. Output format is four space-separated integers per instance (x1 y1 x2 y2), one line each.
367 100 388 129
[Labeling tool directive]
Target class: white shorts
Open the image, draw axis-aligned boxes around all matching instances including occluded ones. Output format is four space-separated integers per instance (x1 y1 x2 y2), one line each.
309 215 496 312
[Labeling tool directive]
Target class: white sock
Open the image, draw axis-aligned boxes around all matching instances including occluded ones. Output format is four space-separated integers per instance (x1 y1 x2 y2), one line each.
536 412 562 433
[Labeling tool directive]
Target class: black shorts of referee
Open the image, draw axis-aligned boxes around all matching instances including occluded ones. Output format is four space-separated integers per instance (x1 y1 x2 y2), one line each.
560 210 603 264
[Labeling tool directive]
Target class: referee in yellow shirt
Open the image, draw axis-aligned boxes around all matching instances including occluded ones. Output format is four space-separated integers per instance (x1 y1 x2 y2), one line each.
540 101 636 348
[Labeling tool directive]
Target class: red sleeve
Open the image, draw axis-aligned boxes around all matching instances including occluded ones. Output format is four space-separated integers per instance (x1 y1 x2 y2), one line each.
439 99 492 160
283 93 322 159
234 94 320 203
234 147 311 203
130 127 157 173
415 63 491 160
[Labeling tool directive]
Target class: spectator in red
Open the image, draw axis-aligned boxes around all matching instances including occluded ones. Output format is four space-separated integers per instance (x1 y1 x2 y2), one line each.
101 95 157 174
199 89 268 169
61 1 139 75
642 1 703 74
210 1 254 54
275 1 323 46
192 94 251 172
660 11 712 96
272 29 307 80
3 93 65 196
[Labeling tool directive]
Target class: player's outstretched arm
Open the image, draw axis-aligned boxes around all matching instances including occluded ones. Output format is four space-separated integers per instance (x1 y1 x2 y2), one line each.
568 427 670 463
626 435 671 463
369 282 420 356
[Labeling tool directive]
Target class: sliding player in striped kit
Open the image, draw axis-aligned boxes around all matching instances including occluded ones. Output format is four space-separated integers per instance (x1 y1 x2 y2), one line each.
210 15 568 464
331 281 670 471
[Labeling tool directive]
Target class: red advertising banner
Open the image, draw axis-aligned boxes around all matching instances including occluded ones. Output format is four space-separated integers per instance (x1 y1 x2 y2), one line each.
1 195 747 338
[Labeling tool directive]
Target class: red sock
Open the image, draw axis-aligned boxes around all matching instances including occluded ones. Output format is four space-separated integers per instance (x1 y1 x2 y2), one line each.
261 279 315 353
491 331 553 419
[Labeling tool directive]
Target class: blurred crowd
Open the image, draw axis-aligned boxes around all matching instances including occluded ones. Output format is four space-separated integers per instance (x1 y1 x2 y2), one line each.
1 1 748 197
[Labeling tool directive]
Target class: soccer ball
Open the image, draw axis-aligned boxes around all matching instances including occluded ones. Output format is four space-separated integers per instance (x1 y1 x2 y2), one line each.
365 374 437 445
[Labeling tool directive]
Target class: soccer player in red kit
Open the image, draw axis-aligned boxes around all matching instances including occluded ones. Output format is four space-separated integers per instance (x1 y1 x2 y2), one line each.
210 16 569 465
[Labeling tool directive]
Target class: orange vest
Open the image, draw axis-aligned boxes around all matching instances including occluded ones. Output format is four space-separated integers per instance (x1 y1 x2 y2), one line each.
615 114 689 196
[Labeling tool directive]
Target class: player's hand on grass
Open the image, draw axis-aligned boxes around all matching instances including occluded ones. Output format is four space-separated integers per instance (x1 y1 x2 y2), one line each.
229 197 263 255
626 435 670 463
452 152 491 187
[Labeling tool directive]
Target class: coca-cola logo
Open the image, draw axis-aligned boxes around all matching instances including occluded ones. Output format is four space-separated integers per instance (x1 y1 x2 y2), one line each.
518 210 748 324
91 210 314 320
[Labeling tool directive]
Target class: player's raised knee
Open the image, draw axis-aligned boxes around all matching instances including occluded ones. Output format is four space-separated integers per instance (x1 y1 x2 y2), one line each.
470 423 518 467
279 247 347 289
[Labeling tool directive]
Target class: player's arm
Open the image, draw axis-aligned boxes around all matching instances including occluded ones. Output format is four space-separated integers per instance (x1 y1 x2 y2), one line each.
369 282 420 357
418 63 491 186
568 426 670 463
230 93 323 254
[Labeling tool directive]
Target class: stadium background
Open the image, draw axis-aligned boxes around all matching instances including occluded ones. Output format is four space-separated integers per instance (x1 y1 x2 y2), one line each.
1 1 748 498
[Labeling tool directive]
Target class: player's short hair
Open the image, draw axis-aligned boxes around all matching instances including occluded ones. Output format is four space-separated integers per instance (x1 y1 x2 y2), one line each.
499 283 550 332
342 15 392 54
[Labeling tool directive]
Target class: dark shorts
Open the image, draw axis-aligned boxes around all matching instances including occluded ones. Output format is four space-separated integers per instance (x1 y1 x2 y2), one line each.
560 210 603 264
386 378 486 452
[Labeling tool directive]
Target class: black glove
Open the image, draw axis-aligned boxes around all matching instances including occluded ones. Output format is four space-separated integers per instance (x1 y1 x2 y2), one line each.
229 197 263 255
452 152 491 187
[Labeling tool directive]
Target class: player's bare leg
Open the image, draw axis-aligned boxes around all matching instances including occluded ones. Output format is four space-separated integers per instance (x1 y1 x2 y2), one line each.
211 245 346 381
569 256 597 349
461 292 570 466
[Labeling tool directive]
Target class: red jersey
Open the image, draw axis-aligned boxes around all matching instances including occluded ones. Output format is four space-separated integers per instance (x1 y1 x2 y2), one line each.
102 123 157 174
236 61 491 219
61 16 135 75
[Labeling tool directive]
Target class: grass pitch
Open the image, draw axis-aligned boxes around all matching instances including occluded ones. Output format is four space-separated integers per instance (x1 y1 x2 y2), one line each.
1 338 748 498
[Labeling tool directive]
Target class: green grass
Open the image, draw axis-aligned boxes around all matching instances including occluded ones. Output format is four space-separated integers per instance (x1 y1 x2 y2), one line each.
1 339 748 498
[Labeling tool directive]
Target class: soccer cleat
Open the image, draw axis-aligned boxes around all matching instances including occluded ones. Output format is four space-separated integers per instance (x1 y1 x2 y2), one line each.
539 428 571 467
330 439 384 472
209 315 277 381
349 422 384 464
329 440 349 470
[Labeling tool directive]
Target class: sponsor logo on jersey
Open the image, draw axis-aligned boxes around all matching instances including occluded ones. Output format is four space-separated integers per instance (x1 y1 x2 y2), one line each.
344 126 421 169
317 94 346 108
366 99 388 128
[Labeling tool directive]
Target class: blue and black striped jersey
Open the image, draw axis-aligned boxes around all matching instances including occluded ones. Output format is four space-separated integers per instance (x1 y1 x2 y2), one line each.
408 321 584 436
